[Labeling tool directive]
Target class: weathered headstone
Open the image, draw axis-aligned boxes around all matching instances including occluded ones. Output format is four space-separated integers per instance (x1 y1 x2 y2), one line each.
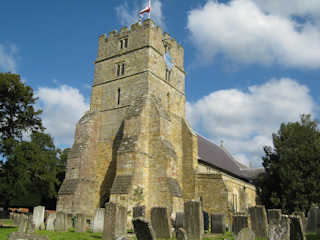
45 213 56 231
176 228 188 240
133 217 156 240
93 208 105 233
236 228 255 240
268 209 282 225
290 216 306 240
294 211 307 232
211 214 225 234
103 202 127 240
75 213 86 232
203 211 209 231
232 215 249 237
27 216 36 234
18 215 28 233
55 212 66 232
133 206 145 218
175 212 184 231
268 215 290 240
306 207 319 233
151 207 172 239
8 232 50 240
249 205 268 239
32 206 45 230
184 201 203 240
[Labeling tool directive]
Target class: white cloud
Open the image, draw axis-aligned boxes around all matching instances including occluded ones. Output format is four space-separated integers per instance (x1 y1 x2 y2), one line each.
116 0 165 29
187 78 316 167
0 44 18 73
36 85 89 146
187 0 320 69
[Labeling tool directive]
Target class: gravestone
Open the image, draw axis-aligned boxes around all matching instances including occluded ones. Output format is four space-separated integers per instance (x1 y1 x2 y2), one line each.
294 211 307 232
175 212 184 231
93 208 105 233
211 214 225 234
103 202 127 240
268 215 290 240
290 216 306 240
268 209 282 225
249 205 268 238
236 228 255 240
75 214 86 232
55 212 66 232
18 215 28 233
27 216 36 234
133 206 145 218
45 214 56 231
184 201 203 240
8 232 50 240
203 211 209 231
151 207 172 239
133 217 156 240
32 206 45 230
176 228 187 240
232 215 248 237
306 207 319 233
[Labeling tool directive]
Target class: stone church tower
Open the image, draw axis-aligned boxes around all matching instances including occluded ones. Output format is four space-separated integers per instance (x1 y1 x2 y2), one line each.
57 19 199 219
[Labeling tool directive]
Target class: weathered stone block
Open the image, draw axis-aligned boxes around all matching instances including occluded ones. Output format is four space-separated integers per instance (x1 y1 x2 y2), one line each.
268 215 290 240
103 202 127 240
184 201 203 240
32 206 45 230
290 215 306 240
151 207 172 238
268 209 282 225
18 215 28 233
55 212 66 232
232 215 248 237
45 214 56 231
75 213 86 232
93 208 105 233
306 207 319 233
133 217 156 240
236 228 255 240
249 205 268 238
211 214 225 234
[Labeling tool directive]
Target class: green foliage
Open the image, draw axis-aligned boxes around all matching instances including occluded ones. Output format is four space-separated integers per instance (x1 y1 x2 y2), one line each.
257 114 320 214
0 73 43 155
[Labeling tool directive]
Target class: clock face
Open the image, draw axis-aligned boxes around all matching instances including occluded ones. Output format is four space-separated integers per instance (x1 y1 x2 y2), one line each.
164 52 174 71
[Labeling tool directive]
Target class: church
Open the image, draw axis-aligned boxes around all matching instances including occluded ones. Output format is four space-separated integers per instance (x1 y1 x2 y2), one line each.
57 19 263 225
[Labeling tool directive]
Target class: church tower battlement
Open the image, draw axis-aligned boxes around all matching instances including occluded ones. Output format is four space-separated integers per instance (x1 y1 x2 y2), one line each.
57 19 198 223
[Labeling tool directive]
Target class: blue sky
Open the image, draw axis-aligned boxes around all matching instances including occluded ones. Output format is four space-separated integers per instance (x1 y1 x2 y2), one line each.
1 0 320 167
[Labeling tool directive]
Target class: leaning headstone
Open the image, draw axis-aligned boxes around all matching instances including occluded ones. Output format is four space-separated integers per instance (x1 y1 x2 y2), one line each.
268 215 290 240
133 217 156 240
211 214 226 234
203 211 209 232
133 206 145 218
176 228 188 240
75 213 86 232
236 228 255 240
151 207 172 239
8 232 50 240
249 205 268 239
232 215 249 237
55 212 66 232
32 206 45 230
268 209 282 225
306 207 319 233
93 208 105 233
103 202 127 240
184 200 203 240
175 212 184 231
45 213 56 231
290 216 306 240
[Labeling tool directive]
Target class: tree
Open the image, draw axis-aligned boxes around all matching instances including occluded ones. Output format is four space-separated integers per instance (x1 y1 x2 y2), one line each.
0 73 43 155
257 114 320 214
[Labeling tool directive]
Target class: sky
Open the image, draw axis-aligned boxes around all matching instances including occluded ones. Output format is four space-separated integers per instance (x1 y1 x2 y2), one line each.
1 0 320 167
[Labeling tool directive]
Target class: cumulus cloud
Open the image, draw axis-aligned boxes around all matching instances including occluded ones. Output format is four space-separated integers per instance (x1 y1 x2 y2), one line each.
36 85 89 146
116 0 165 29
0 44 18 73
187 78 316 167
187 0 320 69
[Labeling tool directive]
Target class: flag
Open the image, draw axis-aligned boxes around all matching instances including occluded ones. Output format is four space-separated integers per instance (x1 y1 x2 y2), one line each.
139 0 151 15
